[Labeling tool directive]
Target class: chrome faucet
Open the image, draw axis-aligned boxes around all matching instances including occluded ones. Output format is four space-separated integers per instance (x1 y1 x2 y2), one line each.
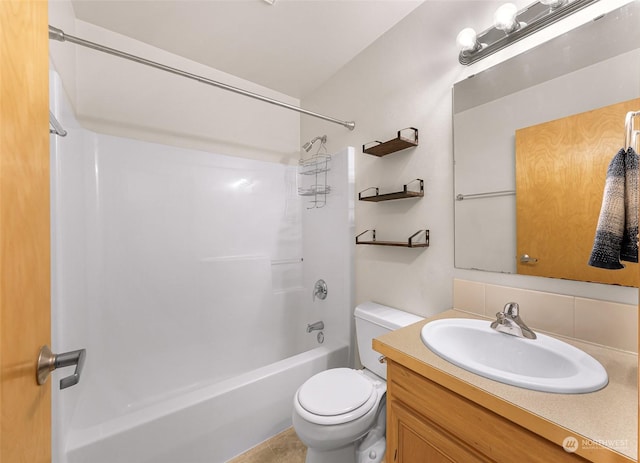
490 302 536 339
307 321 324 333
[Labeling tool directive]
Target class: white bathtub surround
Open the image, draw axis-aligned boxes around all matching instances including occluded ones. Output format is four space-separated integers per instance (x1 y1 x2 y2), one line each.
50 72 353 463
453 278 638 353
65 345 347 463
302 147 356 364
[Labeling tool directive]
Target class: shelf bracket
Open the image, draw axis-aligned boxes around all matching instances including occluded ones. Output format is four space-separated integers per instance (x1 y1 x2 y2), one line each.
358 179 424 202
362 127 419 157
356 229 429 248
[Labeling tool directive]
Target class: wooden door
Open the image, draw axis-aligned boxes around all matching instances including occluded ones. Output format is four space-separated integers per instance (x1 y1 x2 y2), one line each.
516 98 640 287
0 1 51 462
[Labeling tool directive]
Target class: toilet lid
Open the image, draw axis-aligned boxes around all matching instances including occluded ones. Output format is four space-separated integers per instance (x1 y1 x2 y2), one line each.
298 368 374 416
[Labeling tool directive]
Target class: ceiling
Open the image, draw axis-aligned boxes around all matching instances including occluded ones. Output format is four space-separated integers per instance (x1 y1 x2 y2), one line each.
71 0 425 99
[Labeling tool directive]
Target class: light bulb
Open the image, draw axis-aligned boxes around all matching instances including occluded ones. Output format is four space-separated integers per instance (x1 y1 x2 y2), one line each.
456 28 480 53
540 0 567 7
494 3 520 33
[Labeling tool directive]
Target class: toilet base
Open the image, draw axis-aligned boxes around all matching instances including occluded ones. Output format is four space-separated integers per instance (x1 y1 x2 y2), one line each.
355 396 386 463
305 443 356 463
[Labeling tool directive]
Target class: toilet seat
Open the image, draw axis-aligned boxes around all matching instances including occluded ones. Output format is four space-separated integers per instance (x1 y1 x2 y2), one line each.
294 368 382 426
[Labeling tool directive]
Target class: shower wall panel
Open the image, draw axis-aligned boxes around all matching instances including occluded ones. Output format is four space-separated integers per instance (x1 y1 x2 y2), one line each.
81 134 305 426
50 71 308 446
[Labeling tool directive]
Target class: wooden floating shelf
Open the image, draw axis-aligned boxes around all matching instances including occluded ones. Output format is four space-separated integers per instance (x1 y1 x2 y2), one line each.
359 179 424 202
356 229 429 248
362 127 418 157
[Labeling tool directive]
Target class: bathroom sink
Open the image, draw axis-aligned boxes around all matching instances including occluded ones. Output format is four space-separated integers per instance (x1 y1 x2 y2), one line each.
420 318 608 393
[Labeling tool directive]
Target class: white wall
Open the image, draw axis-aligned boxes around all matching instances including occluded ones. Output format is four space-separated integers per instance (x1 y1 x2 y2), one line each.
49 1 301 163
301 1 483 318
301 0 637 319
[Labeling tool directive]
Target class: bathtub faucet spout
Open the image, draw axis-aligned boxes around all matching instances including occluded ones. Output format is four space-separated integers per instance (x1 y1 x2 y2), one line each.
307 321 324 333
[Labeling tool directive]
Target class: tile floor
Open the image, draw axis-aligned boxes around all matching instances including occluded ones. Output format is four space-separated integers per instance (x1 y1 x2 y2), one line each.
227 427 307 463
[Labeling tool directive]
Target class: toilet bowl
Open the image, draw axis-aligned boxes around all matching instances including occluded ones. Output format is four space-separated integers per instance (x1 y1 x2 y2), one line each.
292 302 423 463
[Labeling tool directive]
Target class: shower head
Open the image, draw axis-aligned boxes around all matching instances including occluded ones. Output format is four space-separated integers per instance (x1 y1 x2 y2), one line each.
302 135 327 153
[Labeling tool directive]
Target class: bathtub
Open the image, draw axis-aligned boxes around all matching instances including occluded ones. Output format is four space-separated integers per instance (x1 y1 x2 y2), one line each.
64 343 348 463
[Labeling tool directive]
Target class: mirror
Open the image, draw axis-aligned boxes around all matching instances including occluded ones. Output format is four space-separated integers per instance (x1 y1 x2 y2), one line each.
453 2 640 284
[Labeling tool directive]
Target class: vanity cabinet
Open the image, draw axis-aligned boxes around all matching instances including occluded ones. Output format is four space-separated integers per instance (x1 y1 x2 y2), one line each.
386 361 589 463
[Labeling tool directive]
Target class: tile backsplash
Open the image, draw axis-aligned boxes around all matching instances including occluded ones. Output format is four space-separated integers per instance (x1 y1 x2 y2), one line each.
453 279 638 353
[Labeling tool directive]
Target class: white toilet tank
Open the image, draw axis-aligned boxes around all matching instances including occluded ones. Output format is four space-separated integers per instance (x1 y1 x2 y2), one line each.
354 302 423 380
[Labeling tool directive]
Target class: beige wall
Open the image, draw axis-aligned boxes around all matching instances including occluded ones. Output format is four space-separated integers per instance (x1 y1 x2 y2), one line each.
300 0 637 319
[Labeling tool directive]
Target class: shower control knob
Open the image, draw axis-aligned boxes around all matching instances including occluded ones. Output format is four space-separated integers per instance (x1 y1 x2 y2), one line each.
369 450 377 460
313 279 328 301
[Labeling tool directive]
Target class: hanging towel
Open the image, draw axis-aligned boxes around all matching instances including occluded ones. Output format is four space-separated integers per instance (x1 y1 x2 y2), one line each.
588 147 639 269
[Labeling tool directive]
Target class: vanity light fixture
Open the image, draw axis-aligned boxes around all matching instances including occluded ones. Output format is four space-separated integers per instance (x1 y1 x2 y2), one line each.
540 0 569 9
457 0 598 65
456 28 482 54
493 3 522 33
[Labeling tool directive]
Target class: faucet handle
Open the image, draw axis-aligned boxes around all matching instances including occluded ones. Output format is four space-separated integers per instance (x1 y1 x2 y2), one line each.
313 279 327 301
503 302 519 317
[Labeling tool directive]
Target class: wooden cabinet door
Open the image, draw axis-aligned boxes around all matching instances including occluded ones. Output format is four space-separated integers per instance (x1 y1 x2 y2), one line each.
0 1 51 462
388 400 490 463
515 98 640 286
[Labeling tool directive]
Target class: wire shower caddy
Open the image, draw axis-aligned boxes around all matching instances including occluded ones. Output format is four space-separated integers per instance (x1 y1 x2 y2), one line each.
298 135 331 209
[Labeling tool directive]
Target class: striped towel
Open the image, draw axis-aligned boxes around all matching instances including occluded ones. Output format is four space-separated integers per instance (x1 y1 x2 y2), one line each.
588 147 639 269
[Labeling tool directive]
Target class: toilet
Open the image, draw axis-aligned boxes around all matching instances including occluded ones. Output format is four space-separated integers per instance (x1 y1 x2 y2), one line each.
292 302 423 463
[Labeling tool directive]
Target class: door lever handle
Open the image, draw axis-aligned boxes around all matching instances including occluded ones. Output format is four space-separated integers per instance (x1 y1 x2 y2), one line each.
519 254 539 264
37 345 86 389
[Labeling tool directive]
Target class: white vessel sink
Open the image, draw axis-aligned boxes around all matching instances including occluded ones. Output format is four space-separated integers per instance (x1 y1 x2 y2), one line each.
420 318 608 394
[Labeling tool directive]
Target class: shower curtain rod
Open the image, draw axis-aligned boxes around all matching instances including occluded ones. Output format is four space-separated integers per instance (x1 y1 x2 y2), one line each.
48 26 356 131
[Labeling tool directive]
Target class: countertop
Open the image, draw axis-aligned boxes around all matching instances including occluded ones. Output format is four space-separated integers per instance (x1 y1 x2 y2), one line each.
373 309 638 462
